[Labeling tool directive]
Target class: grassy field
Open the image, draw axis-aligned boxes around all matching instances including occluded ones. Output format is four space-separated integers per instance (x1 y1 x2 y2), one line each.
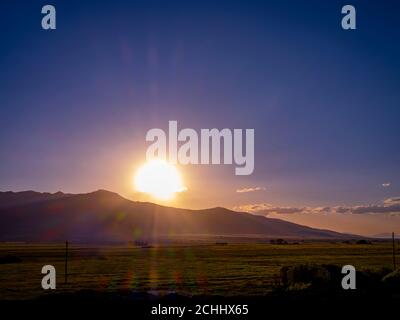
0 242 397 300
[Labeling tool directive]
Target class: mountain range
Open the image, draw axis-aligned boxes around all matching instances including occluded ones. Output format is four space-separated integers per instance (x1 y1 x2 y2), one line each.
0 190 357 242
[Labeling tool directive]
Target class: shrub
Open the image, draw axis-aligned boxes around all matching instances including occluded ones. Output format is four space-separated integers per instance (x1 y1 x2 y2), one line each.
270 239 288 245
382 268 400 291
286 282 312 292
280 264 333 287
0 255 22 264
356 239 372 245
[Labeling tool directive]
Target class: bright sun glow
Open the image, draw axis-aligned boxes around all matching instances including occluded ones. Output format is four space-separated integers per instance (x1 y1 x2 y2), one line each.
134 160 186 200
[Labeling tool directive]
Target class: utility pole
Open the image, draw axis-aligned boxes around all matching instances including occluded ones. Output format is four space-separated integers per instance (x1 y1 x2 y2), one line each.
65 240 69 284
392 232 396 270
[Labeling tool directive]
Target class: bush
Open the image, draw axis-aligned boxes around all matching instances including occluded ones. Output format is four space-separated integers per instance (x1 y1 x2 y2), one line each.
356 239 372 245
281 264 398 293
280 264 335 288
286 282 312 292
270 239 288 245
0 255 22 264
382 268 400 291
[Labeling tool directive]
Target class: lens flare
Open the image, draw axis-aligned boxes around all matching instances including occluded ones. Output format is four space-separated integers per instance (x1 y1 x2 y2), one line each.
134 160 186 200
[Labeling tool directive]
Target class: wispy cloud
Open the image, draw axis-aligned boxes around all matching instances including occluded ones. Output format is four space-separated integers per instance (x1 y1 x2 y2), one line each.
233 203 304 215
383 196 400 205
234 196 400 216
236 186 266 193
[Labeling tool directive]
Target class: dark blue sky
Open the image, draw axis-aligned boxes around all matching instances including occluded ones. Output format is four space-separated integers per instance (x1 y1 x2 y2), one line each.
0 0 399 214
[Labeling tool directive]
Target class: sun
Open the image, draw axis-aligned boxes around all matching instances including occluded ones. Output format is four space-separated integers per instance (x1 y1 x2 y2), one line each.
134 160 187 200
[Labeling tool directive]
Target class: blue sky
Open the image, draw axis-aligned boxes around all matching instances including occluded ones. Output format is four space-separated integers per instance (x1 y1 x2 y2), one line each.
0 1 399 234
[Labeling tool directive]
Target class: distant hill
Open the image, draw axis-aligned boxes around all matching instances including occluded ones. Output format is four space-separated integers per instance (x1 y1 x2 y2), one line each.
0 190 358 242
372 233 399 239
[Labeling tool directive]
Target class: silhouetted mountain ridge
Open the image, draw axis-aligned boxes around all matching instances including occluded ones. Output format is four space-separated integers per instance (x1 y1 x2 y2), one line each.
0 190 358 242
0 190 72 208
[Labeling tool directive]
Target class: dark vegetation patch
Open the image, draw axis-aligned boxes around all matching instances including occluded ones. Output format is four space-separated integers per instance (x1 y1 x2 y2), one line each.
0 255 22 264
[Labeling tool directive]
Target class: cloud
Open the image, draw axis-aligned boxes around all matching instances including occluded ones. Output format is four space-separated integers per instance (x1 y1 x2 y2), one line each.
347 196 400 215
233 203 304 215
382 182 391 188
236 186 266 193
234 196 400 216
384 197 400 205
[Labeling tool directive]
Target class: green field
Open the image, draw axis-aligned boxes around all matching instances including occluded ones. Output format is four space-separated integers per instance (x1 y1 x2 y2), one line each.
0 242 396 300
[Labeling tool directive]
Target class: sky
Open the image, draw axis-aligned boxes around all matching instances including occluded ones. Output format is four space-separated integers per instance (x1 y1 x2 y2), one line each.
0 0 400 235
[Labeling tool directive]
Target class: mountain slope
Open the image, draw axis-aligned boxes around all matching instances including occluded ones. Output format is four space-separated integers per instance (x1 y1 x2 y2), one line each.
0 190 72 208
0 190 356 242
